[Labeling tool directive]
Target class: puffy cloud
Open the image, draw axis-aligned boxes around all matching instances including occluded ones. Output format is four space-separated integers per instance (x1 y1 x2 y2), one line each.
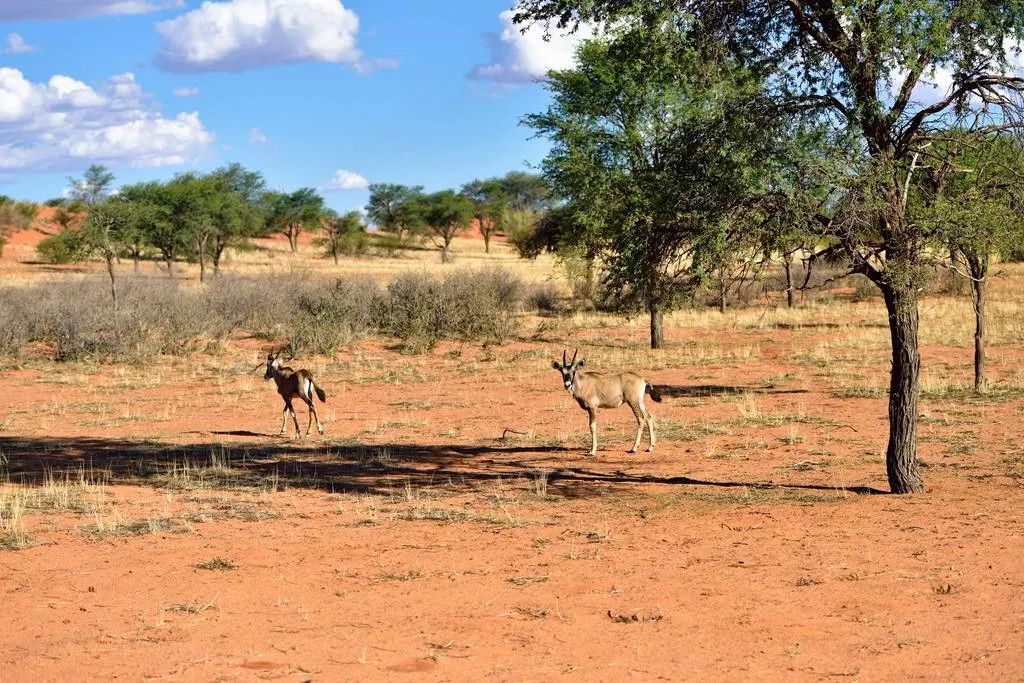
322 169 368 191
0 68 213 174
156 0 362 72
247 127 272 148
470 9 598 84
0 0 183 21
3 33 35 54
172 86 199 97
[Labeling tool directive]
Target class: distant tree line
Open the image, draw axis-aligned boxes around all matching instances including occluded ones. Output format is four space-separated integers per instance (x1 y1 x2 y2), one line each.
365 170 556 262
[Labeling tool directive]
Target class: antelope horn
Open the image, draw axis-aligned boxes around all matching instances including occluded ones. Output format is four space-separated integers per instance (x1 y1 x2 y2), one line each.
570 348 578 365
562 349 567 366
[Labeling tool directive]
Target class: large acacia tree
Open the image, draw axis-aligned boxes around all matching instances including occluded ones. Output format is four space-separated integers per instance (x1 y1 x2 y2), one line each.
525 25 791 348
515 0 1024 494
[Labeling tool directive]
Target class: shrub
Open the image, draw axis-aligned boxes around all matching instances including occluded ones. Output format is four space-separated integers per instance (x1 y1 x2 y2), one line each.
524 282 561 313
37 230 88 264
381 270 523 352
289 277 383 354
0 270 524 360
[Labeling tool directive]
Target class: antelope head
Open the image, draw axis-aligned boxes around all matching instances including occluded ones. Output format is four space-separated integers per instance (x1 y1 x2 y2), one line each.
551 348 585 393
258 346 290 380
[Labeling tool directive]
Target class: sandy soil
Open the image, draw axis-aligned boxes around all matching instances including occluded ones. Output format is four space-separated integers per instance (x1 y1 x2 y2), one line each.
1 225 1022 681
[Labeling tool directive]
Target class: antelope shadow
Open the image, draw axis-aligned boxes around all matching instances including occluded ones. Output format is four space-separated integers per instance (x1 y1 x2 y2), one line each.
0 435 885 498
654 384 810 398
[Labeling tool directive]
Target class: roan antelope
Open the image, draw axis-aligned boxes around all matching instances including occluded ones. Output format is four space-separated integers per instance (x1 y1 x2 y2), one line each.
552 348 661 456
258 349 327 437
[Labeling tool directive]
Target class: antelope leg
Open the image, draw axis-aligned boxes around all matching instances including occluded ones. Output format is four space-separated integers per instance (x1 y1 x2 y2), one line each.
588 409 598 456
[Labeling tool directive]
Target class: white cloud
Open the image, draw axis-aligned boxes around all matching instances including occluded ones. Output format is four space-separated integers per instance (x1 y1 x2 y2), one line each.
353 57 400 76
0 0 183 21
3 33 35 54
247 127 272 148
322 168 368 191
0 68 213 174
156 0 362 73
172 86 199 97
470 9 598 84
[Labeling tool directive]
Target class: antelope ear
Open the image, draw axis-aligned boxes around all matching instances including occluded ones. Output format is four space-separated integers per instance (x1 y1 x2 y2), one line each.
551 360 561 370
577 359 585 367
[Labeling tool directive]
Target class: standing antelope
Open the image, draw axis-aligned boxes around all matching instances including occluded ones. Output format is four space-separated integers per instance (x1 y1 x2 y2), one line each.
552 348 661 456
259 349 327 437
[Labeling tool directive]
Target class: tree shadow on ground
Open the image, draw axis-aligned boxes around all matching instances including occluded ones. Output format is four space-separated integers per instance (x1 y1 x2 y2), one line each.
0 435 886 499
655 384 810 399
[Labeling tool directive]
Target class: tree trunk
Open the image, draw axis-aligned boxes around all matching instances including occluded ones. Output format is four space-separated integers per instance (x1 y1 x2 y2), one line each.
649 300 663 349
196 235 208 283
165 255 174 278
441 242 450 263
332 248 339 265
881 283 925 494
104 251 117 321
213 241 225 276
483 229 491 254
783 253 795 308
967 253 987 394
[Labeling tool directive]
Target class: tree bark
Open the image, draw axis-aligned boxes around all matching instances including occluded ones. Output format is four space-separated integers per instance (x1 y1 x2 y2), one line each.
441 242 451 263
882 283 925 494
649 300 663 349
104 251 117 321
967 253 987 394
783 253 795 308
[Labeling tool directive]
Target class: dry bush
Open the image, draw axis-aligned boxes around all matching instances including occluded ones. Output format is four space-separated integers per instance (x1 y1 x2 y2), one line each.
0 270 525 360
524 282 562 313
380 270 522 352
288 277 383 354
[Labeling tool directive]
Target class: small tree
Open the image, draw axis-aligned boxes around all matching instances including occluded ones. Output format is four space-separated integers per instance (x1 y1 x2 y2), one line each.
366 183 424 241
318 210 368 263
209 163 267 274
120 182 180 276
914 133 1024 393
265 188 325 253
416 190 473 263
69 164 115 207
79 198 143 316
461 178 509 253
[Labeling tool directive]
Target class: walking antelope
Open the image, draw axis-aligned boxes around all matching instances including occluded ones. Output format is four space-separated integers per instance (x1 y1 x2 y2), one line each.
552 349 661 456
258 349 327 437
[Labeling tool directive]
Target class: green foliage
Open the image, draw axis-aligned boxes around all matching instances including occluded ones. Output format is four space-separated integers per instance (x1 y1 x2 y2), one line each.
415 190 474 262
525 25 789 330
366 183 424 238
69 164 115 206
36 229 88 264
317 210 368 262
461 178 510 252
263 187 325 252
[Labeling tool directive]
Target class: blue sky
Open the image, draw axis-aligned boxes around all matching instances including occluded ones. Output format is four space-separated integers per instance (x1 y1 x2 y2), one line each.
0 1 592 212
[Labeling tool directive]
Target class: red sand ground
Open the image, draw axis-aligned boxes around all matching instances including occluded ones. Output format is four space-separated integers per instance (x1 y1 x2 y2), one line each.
0 225 1022 680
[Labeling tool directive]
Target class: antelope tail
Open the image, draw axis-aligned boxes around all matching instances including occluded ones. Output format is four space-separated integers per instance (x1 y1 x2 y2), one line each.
646 381 663 403
314 383 327 403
